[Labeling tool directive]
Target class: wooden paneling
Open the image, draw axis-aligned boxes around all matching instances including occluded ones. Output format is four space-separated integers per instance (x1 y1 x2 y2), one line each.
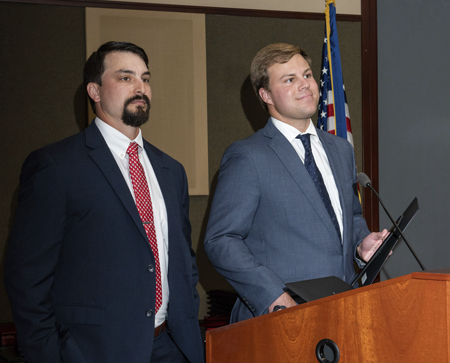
0 0 361 21
361 0 379 231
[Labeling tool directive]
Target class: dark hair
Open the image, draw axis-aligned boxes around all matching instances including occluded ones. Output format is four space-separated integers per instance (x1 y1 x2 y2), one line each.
83 41 149 114
250 43 311 111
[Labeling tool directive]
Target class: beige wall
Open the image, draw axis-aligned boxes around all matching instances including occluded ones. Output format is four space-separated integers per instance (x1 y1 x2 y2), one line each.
111 0 361 15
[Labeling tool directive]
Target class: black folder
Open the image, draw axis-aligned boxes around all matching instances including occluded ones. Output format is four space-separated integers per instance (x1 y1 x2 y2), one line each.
285 197 420 303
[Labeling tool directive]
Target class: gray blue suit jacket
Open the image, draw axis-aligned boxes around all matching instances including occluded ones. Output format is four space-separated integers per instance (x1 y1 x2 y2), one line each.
5 121 204 363
204 120 370 323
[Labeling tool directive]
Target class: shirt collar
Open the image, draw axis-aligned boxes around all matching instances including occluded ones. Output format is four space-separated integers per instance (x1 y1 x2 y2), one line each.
95 117 144 159
271 117 320 144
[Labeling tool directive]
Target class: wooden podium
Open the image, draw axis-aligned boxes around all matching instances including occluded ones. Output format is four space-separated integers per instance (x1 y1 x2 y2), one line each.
206 269 450 362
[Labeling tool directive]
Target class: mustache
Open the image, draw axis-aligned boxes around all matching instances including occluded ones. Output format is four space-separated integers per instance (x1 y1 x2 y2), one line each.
124 94 150 108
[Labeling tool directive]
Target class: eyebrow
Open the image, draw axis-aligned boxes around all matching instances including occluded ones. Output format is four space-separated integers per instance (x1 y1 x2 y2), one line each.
279 68 312 80
280 73 296 79
115 69 151 77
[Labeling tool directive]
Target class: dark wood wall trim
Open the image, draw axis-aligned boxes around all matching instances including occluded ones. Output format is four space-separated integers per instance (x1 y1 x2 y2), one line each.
361 0 379 231
0 0 361 21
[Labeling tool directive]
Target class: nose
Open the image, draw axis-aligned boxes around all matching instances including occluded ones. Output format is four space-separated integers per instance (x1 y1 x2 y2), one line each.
298 77 310 90
136 79 147 95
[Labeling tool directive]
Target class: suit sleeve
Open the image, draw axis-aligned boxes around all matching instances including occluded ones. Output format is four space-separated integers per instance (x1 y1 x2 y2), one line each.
204 143 285 317
180 167 200 310
348 148 371 265
5 149 68 363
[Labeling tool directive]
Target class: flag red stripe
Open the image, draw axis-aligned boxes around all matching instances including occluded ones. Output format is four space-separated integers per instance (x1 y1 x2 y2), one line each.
346 116 352 133
327 104 334 117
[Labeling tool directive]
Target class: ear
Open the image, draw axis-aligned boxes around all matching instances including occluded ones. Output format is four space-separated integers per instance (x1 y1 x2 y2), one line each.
87 83 101 103
259 88 273 106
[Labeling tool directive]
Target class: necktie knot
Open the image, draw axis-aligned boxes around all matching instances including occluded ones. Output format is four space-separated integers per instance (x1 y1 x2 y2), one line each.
127 142 139 156
297 134 313 168
296 133 312 153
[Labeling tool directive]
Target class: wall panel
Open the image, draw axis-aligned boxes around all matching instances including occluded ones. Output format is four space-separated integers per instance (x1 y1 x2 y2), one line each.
0 2 87 323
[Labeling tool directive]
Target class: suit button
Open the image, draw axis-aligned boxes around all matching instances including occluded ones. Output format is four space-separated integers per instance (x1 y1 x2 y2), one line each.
146 309 153 318
148 265 155 273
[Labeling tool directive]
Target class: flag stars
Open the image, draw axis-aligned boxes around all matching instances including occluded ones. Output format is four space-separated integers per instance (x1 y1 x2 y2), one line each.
322 67 328 75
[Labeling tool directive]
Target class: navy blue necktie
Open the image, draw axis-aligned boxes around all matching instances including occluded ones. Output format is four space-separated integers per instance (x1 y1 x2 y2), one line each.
296 134 342 240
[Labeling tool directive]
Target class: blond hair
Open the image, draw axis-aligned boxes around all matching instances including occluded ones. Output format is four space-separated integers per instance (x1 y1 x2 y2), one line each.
250 43 311 111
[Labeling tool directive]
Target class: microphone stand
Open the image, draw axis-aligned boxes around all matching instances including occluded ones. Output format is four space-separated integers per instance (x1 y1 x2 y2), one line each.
365 182 426 271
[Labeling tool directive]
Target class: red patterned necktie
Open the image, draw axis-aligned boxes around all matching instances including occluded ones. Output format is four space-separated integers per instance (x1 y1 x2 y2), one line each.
127 142 162 313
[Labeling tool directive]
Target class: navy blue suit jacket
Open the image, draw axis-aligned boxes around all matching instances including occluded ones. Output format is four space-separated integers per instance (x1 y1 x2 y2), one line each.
204 121 370 322
5 122 204 363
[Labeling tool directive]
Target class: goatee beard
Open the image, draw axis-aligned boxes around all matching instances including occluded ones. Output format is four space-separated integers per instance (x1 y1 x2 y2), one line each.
121 95 151 127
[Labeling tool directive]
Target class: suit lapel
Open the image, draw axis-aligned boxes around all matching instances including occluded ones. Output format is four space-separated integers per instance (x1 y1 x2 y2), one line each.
317 131 347 198
264 122 340 244
317 130 350 244
143 142 173 216
143 141 179 257
85 122 149 245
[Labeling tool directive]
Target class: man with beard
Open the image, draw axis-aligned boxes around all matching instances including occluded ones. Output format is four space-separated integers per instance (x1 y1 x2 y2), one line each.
5 41 204 363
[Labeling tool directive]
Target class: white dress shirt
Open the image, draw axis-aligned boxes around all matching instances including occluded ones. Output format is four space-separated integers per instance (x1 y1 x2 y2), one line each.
95 118 169 327
271 117 343 240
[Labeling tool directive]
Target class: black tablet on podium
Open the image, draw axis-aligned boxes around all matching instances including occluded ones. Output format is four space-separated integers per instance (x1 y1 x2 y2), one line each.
285 197 420 303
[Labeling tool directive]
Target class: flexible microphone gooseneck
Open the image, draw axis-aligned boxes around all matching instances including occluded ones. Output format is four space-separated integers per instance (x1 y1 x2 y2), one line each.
357 172 426 271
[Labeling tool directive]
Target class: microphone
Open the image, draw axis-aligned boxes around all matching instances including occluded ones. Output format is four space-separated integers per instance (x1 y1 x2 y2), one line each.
357 172 426 271
356 173 371 188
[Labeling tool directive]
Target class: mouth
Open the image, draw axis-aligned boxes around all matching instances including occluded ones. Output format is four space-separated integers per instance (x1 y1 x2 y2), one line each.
296 93 313 100
125 95 150 108
130 100 147 107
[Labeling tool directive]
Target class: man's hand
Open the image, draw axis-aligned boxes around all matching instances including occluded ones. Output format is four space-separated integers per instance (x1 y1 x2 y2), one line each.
357 229 390 262
268 292 297 313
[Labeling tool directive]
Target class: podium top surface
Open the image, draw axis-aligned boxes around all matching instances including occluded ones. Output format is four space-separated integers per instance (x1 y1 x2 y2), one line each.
208 268 450 335
412 267 450 280
288 268 450 311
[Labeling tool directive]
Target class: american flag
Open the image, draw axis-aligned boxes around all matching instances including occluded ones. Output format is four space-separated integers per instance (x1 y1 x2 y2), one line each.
317 0 354 147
